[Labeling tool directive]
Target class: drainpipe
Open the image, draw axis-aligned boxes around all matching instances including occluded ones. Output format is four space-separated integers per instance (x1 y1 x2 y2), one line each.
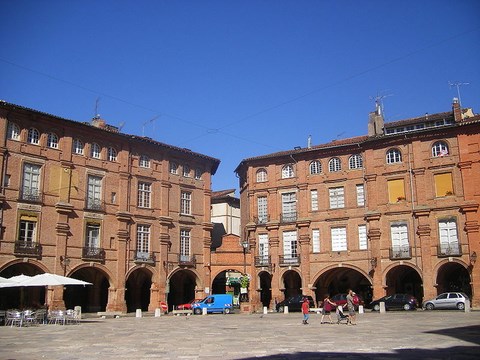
406 138 418 267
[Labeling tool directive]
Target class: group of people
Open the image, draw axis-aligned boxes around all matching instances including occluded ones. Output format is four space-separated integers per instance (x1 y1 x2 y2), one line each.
302 289 358 325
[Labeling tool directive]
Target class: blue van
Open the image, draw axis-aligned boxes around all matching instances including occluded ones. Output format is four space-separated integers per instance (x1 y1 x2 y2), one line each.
192 294 233 314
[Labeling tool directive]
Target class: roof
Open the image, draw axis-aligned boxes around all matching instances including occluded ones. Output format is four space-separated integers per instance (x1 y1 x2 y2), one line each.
0 100 220 174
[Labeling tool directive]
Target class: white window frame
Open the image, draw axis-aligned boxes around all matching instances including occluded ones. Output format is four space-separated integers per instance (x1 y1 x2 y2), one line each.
386 148 402 164
139 155 150 168
87 175 102 209
136 224 150 257
309 161 321 175
331 227 347 251
108 147 117 162
27 128 40 145
86 223 100 248
258 233 269 260
257 196 268 223
138 182 151 208
180 229 191 262
183 165 191 177
358 224 367 250
349 154 363 169
432 141 449 157
91 143 101 159
356 184 365 207
73 139 84 155
312 229 320 253
256 168 268 182
328 157 341 172
283 231 298 259
311 189 318 211
438 219 459 254
170 162 178 174
7 122 20 140
390 223 409 257
329 187 345 209
181 191 192 215
281 164 294 179
22 163 41 201
281 192 297 220
47 133 59 149
194 168 202 180
19 219 37 244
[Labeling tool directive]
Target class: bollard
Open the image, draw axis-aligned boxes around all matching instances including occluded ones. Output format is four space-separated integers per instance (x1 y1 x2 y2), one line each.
202 307 207 315
284 305 289 314
380 301 386 313
464 299 471 313
74 306 82 320
155 308 162 317
263 306 268 315
358 305 364 314
136 309 142 318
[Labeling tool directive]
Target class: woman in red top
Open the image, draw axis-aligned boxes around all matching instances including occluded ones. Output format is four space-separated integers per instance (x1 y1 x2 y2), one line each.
301 297 310 325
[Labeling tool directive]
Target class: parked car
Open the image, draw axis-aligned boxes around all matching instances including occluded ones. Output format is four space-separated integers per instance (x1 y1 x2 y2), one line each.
330 293 364 310
423 292 469 310
176 299 202 310
276 295 315 312
369 293 418 311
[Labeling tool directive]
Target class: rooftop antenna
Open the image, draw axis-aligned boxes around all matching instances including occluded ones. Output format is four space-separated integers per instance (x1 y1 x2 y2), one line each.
142 116 159 137
94 97 101 118
448 81 469 107
369 92 393 118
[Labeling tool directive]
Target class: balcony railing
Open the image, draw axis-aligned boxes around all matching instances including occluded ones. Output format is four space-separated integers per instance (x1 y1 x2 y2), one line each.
19 187 41 203
254 215 269 225
280 212 297 223
82 246 106 261
279 255 300 267
134 251 156 265
85 198 105 211
389 246 412 260
14 240 42 257
437 243 462 257
179 254 196 267
254 255 271 267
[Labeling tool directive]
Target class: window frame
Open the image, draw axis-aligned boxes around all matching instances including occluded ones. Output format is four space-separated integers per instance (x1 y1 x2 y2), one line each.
180 191 192 215
386 148 402 164
107 147 117 162
47 133 59 149
139 155 151 168
309 160 321 175
331 227 347 252
349 154 363 169
91 143 101 159
27 128 40 145
281 164 294 179
73 139 84 155
328 157 341 172
329 187 345 209
432 141 449 157
7 122 20 140
137 181 152 208
256 168 268 182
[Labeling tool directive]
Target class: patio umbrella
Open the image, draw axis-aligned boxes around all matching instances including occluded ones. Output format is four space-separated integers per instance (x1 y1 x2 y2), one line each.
0 275 21 288
0 274 33 288
18 273 92 287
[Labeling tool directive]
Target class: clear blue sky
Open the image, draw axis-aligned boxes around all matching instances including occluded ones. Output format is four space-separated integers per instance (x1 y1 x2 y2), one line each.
1 0 479 193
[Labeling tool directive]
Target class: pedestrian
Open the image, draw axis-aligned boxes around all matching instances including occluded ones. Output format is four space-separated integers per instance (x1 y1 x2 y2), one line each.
301 296 310 325
320 294 336 324
346 289 357 325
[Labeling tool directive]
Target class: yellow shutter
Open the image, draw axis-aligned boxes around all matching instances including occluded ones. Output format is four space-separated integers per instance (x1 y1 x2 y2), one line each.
388 179 405 203
434 173 453 197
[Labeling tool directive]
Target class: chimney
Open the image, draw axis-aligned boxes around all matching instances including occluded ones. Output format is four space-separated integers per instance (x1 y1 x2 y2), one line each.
368 101 384 136
452 97 462 122
307 135 312 149
92 115 106 129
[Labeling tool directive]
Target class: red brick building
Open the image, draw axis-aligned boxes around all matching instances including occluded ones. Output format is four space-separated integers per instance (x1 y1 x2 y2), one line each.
235 99 480 310
0 101 219 312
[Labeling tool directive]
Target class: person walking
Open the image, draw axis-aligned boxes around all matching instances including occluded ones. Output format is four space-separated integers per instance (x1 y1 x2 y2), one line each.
346 289 357 325
320 294 336 324
301 297 310 325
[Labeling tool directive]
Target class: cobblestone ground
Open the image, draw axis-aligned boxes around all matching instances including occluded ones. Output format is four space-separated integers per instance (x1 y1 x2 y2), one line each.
1 310 479 359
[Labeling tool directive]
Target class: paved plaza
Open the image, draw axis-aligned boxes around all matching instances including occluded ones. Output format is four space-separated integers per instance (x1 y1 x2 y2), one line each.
1 310 479 359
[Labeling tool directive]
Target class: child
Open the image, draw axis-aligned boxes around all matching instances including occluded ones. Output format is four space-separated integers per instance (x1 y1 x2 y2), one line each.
301 297 310 325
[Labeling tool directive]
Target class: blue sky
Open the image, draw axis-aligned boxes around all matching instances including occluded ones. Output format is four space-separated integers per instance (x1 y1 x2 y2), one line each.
1 0 479 193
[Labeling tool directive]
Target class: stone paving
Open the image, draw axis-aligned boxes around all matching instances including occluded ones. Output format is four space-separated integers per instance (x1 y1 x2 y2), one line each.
1 310 480 359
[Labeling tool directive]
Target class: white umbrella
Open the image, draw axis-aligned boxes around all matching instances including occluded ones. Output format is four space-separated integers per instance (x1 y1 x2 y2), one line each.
19 273 92 287
0 275 19 288
0 274 33 288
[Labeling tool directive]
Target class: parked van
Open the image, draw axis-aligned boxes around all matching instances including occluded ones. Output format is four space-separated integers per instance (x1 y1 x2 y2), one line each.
192 294 233 315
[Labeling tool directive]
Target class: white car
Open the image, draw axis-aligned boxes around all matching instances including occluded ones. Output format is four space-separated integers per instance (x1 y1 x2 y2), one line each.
423 292 469 310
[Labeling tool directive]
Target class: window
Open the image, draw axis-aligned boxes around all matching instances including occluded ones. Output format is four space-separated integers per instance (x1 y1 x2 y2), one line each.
328 157 341 172
358 225 367 250
386 148 402 164
73 139 84 155
183 165 190 177
283 231 298 259
19 217 37 244
281 164 294 178
194 168 202 180
309 161 321 175
170 162 178 174
180 229 191 262
47 133 58 149
432 141 449 157
391 223 409 258
310 190 318 211
256 168 268 182
181 191 192 215
257 196 268 223
139 155 150 168
138 182 151 208
439 219 459 255
136 224 150 259
86 223 100 249
108 147 117 162
434 173 454 197
356 184 365 207
258 234 269 262
331 227 347 251
4 174 10 188
91 143 101 159
27 128 40 145
7 122 20 140
87 175 102 210
281 192 297 221
387 179 405 203
312 229 320 253
22 163 41 201
329 187 345 209
349 154 363 169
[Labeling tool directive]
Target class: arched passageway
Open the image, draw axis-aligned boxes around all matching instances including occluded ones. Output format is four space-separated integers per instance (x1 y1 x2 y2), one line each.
281 270 302 300
384 265 423 301
436 262 471 297
125 268 152 312
212 270 243 306
167 270 197 311
64 267 109 313
258 271 272 308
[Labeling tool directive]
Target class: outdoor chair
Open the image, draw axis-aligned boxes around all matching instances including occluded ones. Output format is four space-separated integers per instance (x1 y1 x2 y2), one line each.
48 310 66 325
5 310 23 327
22 309 37 326
35 309 47 325
65 309 79 325
0 310 5 325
